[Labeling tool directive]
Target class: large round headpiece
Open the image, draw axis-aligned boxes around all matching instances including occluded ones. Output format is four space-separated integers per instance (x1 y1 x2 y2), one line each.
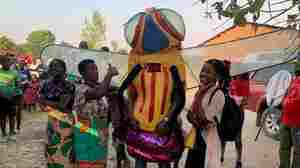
124 8 186 54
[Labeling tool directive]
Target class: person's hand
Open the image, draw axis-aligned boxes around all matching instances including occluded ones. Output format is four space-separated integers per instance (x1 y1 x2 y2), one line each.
107 64 119 77
187 110 210 128
204 121 215 129
187 110 196 123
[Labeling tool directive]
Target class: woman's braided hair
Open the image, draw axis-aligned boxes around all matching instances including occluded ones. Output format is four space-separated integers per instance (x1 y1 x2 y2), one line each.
206 59 231 93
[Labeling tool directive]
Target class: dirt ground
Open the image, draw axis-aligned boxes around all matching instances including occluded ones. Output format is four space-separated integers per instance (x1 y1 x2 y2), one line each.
0 110 279 168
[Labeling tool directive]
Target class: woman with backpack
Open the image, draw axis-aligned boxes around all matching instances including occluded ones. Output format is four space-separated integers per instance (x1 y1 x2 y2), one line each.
224 70 248 168
185 59 228 168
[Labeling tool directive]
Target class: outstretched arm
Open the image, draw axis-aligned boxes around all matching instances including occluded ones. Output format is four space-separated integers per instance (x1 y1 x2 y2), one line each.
117 64 142 126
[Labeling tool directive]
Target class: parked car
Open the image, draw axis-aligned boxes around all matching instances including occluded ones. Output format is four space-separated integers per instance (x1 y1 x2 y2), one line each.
245 62 295 140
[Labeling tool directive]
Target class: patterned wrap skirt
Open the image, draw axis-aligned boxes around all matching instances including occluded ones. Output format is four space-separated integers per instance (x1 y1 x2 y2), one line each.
46 110 74 168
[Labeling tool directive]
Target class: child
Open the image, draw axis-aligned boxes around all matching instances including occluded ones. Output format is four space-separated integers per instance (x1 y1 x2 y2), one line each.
24 75 40 112
186 59 227 168
0 56 22 142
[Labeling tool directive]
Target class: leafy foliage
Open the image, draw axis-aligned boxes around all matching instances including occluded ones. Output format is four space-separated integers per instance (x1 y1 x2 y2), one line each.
17 43 33 54
26 30 56 57
203 0 300 25
81 11 106 49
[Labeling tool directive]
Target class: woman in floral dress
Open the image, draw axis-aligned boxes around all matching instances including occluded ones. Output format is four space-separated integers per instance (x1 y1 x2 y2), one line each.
72 59 118 168
39 59 75 168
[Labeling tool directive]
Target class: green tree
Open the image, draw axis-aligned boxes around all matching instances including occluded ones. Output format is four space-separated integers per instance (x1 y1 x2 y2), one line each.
0 36 16 50
17 43 33 54
81 11 106 49
197 0 300 26
26 30 56 57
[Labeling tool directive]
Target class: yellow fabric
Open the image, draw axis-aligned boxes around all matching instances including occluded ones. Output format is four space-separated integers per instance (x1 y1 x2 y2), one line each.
185 127 196 149
48 109 73 125
128 49 186 132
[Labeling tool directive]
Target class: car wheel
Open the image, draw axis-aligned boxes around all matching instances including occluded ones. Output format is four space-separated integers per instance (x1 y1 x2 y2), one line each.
262 110 280 141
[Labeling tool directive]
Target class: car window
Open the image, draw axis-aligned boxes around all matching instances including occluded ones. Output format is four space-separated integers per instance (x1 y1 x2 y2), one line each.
253 63 295 83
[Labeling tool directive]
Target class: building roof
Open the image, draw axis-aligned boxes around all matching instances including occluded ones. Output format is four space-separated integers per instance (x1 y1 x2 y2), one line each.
199 22 289 46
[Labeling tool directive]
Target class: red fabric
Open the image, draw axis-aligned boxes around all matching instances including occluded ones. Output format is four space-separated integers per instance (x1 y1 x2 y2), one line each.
18 54 33 65
230 77 250 97
24 80 40 105
191 88 208 116
282 77 300 127
152 10 184 41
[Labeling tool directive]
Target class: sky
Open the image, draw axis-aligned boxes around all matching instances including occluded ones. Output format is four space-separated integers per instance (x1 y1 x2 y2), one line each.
0 0 235 48
0 0 294 48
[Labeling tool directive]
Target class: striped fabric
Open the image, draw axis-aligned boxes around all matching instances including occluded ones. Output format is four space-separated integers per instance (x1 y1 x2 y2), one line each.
126 8 186 132
128 52 186 132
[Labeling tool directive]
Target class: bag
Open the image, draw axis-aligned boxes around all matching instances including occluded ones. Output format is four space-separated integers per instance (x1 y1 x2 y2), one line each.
282 77 300 127
185 128 206 168
126 128 184 162
210 89 244 141
73 115 108 162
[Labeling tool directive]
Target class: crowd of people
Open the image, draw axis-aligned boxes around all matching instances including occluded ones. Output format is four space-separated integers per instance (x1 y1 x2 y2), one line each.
0 55 41 141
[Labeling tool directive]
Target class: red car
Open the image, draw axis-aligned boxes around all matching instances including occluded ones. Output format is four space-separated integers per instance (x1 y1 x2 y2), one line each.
244 62 295 140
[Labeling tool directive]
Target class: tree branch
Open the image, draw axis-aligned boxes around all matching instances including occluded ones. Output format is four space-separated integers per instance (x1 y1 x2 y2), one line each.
271 0 292 6
268 0 272 18
261 8 292 13
263 5 295 24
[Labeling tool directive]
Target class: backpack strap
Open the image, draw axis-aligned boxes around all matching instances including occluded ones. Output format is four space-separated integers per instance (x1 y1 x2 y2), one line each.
208 87 220 105
213 116 223 140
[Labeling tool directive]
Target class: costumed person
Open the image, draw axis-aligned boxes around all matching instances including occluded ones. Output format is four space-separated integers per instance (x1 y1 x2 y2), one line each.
39 59 76 168
0 55 23 141
185 59 227 168
118 8 186 168
24 74 40 112
72 59 119 168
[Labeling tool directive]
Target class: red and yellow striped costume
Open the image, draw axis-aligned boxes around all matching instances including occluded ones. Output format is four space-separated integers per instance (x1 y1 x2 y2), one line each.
128 50 186 132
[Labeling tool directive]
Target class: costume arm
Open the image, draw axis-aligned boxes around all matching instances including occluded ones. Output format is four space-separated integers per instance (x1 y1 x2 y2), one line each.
167 65 186 124
117 64 142 121
118 64 142 96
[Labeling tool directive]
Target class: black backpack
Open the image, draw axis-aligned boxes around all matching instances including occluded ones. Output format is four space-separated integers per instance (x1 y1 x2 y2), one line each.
209 88 244 142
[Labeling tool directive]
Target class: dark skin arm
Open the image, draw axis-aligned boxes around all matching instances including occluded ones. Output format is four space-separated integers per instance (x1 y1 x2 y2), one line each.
84 74 113 101
84 64 118 101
